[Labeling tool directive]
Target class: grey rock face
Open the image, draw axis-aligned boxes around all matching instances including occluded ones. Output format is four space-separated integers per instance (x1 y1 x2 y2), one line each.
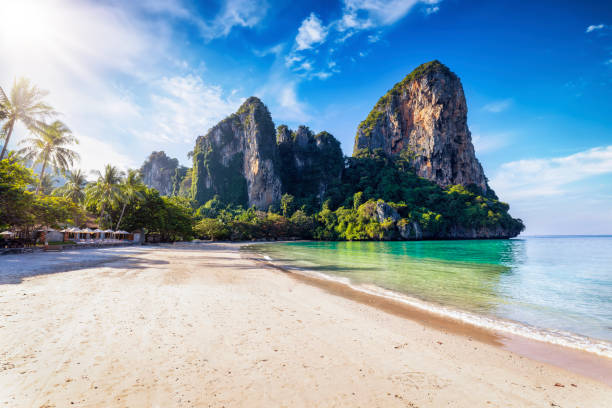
398 220 423 240
354 60 488 193
276 125 344 203
192 97 282 209
140 151 180 196
375 202 400 223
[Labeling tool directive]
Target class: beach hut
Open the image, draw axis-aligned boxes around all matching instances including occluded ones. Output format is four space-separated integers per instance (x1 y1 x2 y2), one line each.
69 227 81 240
116 230 129 241
92 228 103 240
103 229 114 241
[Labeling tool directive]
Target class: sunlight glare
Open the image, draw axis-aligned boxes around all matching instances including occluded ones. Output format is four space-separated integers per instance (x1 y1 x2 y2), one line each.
1 0 58 49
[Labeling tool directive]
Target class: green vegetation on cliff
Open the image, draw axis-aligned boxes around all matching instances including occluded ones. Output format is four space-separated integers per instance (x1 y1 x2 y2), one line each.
191 147 248 207
189 149 523 241
276 125 344 213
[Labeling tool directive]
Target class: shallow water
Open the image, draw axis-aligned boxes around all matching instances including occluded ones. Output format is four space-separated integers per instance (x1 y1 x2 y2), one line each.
245 236 612 355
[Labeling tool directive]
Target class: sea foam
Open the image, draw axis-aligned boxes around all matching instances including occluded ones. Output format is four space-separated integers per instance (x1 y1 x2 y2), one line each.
258 253 612 359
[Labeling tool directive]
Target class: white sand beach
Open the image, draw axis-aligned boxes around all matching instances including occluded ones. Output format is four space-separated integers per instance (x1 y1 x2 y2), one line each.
0 243 610 407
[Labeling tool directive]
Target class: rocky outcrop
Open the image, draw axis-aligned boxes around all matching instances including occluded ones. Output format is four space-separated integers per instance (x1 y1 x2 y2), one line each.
191 97 282 209
277 125 344 204
140 151 183 196
353 60 488 193
374 202 400 223
397 219 422 240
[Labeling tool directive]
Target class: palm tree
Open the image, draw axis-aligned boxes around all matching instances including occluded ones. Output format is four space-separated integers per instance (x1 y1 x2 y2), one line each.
18 120 79 194
54 169 87 203
0 78 55 160
85 165 123 228
116 169 145 230
37 173 58 196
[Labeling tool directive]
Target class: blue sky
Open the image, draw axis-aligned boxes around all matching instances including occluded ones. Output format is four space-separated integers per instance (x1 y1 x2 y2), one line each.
1 0 611 234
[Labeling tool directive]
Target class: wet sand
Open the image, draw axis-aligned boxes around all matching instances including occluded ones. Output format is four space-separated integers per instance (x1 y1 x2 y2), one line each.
0 243 610 407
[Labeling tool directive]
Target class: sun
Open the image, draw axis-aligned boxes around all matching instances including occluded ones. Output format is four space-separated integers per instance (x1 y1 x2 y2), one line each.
0 0 59 49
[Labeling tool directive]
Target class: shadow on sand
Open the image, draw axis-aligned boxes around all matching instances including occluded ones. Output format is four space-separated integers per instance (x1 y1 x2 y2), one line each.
0 246 168 285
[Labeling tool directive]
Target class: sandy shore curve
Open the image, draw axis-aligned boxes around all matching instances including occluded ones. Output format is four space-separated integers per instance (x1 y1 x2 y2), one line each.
1 243 610 407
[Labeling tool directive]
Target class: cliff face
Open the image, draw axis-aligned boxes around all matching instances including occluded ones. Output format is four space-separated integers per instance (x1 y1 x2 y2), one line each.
140 151 182 196
353 60 488 193
191 97 282 209
277 125 344 204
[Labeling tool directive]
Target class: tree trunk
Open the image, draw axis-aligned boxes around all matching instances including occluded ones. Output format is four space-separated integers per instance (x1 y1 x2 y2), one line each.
116 201 127 231
0 119 15 160
99 202 106 229
35 155 48 195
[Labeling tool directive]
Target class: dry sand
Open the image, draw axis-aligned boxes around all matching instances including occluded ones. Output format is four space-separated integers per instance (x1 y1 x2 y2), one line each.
0 243 610 407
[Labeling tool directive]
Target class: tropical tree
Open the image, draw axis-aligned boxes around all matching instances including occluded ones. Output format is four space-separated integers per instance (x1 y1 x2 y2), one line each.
36 173 58 196
18 120 79 193
115 169 145 230
0 158 36 230
0 78 55 160
54 168 87 203
85 164 123 228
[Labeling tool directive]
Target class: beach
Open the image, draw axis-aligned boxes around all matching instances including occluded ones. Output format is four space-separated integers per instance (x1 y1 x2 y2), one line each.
0 243 610 407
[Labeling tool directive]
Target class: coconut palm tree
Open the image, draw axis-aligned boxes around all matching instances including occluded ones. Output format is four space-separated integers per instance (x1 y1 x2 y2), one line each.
18 120 79 194
0 78 55 160
116 169 145 230
85 165 124 228
54 169 88 203
37 173 58 196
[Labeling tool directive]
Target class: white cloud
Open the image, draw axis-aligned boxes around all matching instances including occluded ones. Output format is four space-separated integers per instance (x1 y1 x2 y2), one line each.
424 6 439 15
77 134 137 171
295 13 328 51
367 32 382 43
489 146 612 235
134 0 191 18
254 43 285 58
312 71 332 80
285 1 441 80
471 131 511 154
586 24 605 33
482 98 513 113
197 0 269 40
141 75 243 144
490 146 612 200
338 0 440 31
0 0 249 172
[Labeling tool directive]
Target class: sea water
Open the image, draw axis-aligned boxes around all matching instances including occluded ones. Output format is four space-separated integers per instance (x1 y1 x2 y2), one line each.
244 236 612 357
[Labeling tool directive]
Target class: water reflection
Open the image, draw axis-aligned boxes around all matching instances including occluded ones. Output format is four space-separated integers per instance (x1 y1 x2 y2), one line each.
246 237 612 342
247 240 527 314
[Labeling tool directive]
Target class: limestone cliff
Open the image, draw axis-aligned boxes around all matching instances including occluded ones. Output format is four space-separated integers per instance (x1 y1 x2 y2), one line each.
353 60 488 193
276 125 344 205
191 97 282 209
140 151 184 196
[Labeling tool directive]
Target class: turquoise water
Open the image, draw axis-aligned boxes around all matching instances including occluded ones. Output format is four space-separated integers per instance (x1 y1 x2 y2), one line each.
245 236 612 355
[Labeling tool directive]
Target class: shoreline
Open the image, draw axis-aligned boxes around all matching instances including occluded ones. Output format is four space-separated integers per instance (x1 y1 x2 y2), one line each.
1 243 610 407
242 249 612 386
